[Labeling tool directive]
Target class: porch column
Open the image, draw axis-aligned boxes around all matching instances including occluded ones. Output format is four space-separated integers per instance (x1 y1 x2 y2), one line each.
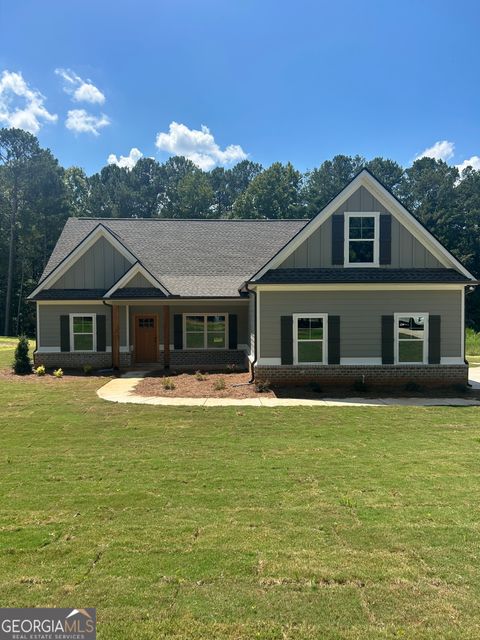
163 305 170 368
112 305 120 369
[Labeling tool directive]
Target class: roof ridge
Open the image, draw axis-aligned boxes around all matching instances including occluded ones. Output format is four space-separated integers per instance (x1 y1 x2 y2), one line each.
71 217 309 222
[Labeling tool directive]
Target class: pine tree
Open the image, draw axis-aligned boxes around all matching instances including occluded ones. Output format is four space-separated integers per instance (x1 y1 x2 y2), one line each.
13 335 31 375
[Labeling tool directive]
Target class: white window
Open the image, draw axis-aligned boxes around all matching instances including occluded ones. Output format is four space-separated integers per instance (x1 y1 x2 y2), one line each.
394 313 428 364
345 212 380 266
70 314 96 352
183 314 228 349
293 313 327 364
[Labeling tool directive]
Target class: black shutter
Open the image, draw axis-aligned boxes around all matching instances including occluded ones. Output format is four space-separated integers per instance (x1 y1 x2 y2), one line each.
328 316 341 364
173 314 183 350
60 315 70 352
331 215 344 265
96 315 106 352
428 315 441 364
379 214 392 265
381 315 394 364
280 316 293 365
228 314 238 349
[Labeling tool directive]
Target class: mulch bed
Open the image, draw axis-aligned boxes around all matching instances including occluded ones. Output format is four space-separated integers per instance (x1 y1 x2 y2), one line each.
135 370 480 400
136 371 274 399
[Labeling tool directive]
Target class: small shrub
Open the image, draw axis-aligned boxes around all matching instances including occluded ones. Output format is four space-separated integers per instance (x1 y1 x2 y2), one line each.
195 370 207 381
162 377 176 390
213 377 226 391
34 364 46 376
405 380 422 393
308 381 323 394
352 378 369 393
13 335 31 375
53 368 64 378
226 363 237 372
83 364 93 376
255 379 270 393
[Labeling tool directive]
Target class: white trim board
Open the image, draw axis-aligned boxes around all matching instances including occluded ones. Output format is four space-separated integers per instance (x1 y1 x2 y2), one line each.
104 262 171 297
250 170 475 281
28 224 138 299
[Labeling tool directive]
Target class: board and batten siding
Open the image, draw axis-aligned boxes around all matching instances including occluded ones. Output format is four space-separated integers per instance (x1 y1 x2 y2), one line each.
126 272 152 287
38 303 112 348
278 186 443 269
259 290 462 359
51 237 132 289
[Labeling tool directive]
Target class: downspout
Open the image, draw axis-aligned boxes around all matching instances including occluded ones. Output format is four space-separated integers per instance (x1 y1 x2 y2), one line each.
245 283 257 383
103 300 115 369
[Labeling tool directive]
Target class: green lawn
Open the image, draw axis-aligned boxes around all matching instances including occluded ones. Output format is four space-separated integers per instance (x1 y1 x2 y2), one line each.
1 341 480 638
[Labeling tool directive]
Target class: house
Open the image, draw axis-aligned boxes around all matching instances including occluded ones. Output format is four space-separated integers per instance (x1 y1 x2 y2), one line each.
29 169 477 387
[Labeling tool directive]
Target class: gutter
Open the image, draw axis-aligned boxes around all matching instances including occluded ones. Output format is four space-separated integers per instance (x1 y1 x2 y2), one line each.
245 283 257 383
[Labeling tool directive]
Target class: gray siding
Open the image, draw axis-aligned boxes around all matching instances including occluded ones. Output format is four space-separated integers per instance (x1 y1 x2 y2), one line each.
38 303 112 348
52 237 132 289
127 272 152 287
259 290 462 358
279 186 443 269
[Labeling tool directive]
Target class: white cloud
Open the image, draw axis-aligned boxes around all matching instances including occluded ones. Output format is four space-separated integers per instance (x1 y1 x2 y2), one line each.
415 140 455 162
455 156 480 174
55 68 105 105
107 147 143 170
65 109 110 135
155 121 247 171
0 70 57 134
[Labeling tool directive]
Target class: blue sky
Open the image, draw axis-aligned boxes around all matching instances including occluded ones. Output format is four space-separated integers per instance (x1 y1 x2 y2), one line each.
1 0 479 175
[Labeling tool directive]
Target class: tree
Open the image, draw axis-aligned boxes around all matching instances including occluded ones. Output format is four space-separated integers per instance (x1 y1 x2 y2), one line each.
0 128 42 335
365 157 404 193
13 335 31 374
64 167 90 218
232 162 303 219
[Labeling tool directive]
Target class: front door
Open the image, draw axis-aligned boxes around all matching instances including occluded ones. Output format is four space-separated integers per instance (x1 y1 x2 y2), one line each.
135 315 158 363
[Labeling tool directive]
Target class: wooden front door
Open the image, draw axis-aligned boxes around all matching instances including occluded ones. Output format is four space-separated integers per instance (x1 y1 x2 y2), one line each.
135 315 158 363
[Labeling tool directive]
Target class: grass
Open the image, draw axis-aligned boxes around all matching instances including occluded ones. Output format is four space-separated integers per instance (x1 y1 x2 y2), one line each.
1 339 480 638
466 328 480 356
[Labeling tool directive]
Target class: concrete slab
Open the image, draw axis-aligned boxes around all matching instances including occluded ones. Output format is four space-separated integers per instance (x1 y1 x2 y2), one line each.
468 366 480 389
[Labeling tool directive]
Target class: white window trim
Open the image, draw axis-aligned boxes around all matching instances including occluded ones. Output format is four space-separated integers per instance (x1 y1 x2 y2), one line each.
394 312 429 365
182 313 229 350
70 313 97 353
344 211 380 267
292 313 328 365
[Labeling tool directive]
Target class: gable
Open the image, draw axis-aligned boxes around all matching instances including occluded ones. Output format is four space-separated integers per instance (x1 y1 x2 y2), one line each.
51 236 132 289
250 170 475 281
124 272 153 288
279 186 443 269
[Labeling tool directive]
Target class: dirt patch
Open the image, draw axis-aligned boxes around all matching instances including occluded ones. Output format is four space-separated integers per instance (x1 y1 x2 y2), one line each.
136 371 274 399
0 368 114 384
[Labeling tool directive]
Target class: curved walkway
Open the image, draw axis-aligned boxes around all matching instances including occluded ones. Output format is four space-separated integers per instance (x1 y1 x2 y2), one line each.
96 371 480 408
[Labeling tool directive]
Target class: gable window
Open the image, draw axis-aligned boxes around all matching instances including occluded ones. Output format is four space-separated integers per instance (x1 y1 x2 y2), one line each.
345 212 379 266
395 313 428 364
184 314 227 349
70 314 96 352
293 314 327 364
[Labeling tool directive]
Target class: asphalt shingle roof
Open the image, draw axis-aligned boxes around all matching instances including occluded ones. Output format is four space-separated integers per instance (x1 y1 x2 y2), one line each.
34 289 107 300
40 218 308 297
255 268 471 284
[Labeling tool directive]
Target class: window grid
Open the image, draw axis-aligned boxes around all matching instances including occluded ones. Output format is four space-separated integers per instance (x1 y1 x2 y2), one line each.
70 314 96 352
293 313 328 365
394 313 428 364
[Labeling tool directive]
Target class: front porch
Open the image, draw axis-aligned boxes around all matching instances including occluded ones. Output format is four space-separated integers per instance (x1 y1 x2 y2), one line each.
111 299 250 370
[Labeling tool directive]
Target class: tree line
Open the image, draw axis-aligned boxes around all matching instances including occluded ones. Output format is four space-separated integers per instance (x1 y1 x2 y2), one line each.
1 127 479 336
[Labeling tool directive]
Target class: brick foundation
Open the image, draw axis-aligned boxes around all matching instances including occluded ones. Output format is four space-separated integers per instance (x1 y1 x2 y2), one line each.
254 364 468 388
34 351 113 370
35 349 246 371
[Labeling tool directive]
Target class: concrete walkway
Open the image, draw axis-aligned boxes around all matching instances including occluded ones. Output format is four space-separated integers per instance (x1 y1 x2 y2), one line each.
468 365 480 389
96 371 480 407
